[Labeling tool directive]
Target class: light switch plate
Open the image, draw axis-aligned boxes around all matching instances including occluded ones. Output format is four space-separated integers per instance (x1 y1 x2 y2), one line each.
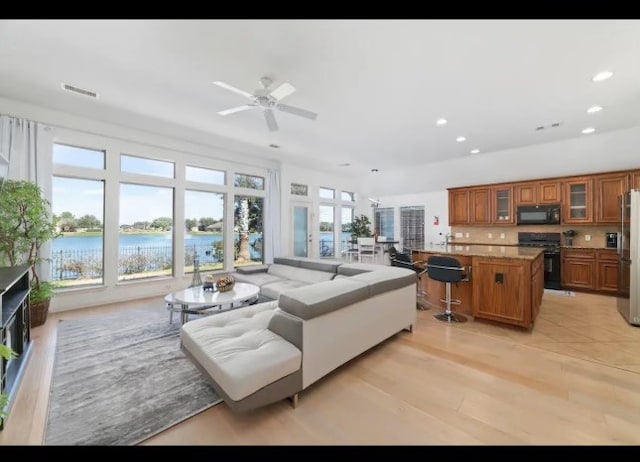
500 233 505 239
585 234 591 241
455 232 463 238
488 233 493 239
465 232 470 238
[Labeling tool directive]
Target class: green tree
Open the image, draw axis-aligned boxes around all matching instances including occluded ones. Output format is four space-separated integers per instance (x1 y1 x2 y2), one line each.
234 195 263 263
133 221 150 230
198 217 215 231
151 217 172 231
185 218 197 231
77 214 101 230
57 211 78 232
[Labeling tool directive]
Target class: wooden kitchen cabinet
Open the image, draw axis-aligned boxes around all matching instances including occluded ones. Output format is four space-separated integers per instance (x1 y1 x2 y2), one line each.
562 248 596 290
491 186 514 224
469 188 491 225
515 183 537 206
596 249 618 293
631 170 640 189
595 173 628 223
538 181 562 204
563 177 594 224
449 189 469 225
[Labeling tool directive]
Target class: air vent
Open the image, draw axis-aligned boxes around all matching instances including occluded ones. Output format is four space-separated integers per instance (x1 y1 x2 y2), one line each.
268 144 279 149
536 126 545 131
61 83 99 99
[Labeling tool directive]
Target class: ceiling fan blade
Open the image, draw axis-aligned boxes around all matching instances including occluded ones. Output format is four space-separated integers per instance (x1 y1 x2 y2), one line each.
269 82 296 101
264 109 279 131
276 103 318 120
212 81 254 100
217 104 256 116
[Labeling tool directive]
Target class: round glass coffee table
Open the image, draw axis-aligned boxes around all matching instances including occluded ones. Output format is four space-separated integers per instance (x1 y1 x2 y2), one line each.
170 282 260 325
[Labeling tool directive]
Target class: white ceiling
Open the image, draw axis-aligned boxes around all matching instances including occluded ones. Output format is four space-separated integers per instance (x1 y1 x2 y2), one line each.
1 19 640 176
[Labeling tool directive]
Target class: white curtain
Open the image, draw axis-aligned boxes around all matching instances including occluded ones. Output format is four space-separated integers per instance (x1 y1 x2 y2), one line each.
264 168 281 263
0 115 53 279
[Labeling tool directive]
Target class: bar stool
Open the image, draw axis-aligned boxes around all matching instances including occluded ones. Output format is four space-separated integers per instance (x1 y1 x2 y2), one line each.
426 255 468 323
389 246 429 310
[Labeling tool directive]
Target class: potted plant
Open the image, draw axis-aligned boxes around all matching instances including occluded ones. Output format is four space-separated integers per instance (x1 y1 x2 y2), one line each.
0 345 17 418
0 179 60 327
349 214 373 239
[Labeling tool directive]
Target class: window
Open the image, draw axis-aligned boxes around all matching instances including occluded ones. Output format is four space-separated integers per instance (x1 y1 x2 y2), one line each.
319 187 334 200
186 166 225 185
291 183 308 196
185 190 224 273
341 191 355 202
234 174 264 190
340 207 354 253
53 144 104 169
400 206 425 251
118 184 174 281
121 154 174 178
375 208 395 239
51 177 105 287
234 195 264 267
319 205 335 257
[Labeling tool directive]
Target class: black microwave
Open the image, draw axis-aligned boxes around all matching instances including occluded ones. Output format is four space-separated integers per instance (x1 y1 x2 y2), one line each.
516 204 561 225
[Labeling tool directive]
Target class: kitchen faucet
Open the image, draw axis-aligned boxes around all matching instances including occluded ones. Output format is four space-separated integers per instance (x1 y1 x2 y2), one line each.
439 232 453 246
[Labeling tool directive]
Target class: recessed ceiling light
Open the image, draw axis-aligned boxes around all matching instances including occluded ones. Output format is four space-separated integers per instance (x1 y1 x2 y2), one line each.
456 136 466 142
582 127 596 134
436 118 448 126
592 71 613 82
470 149 480 154
268 144 279 148
587 105 603 114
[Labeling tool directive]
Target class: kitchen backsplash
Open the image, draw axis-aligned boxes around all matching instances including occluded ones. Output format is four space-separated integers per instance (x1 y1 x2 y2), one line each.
450 225 619 248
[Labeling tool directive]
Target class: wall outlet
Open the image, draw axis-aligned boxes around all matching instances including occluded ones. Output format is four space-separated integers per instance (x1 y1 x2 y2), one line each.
465 232 470 238
488 233 493 239
455 232 463 238
500 233 505 239
585 234 591 241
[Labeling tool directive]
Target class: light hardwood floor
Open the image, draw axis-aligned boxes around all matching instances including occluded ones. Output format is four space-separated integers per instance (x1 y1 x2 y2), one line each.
1 290 639 445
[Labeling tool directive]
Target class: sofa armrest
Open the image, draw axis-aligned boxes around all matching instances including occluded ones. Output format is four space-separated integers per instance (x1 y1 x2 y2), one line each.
236 264 270 274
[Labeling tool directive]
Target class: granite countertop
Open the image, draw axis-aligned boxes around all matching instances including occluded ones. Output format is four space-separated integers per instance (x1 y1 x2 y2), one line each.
561 246 617 250
414 244 543 260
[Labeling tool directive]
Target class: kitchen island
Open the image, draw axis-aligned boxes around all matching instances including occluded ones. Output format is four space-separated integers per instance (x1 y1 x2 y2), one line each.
412 244 544 329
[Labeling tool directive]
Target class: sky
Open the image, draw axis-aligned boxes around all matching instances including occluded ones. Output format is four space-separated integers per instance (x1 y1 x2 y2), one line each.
52 145 226 224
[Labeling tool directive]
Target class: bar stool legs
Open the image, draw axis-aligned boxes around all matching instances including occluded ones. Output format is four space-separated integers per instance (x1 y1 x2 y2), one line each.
433 281 467 323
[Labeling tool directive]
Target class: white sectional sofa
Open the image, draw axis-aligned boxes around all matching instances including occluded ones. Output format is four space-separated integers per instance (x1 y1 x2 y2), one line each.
180 258 417 413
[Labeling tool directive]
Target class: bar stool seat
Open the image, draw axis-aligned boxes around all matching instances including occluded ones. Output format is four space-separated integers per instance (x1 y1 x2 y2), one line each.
426 255 468 323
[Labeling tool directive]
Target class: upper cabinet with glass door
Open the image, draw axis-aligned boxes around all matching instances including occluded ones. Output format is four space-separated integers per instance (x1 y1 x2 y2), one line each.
491 186 514 224
563 177 593 224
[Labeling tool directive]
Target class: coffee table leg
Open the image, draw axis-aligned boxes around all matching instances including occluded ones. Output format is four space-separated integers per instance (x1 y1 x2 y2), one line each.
181 304 189 325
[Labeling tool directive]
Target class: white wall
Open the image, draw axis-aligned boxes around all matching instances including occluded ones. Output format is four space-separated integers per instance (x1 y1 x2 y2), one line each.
376 191 450 250
362 125 640 196
280 163 369 259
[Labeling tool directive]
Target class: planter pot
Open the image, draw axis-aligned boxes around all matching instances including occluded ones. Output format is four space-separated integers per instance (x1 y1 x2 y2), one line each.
31 299 50 327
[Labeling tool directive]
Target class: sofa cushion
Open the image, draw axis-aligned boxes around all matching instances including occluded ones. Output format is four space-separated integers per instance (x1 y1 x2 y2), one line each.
350 267 417 296
273 257 302 267
261 279 310 300
267 264 335 284
233 271 285 288
337 263 381 276
295 258 342 273
235 264 270 274
278 278 370 320
181 301 301 402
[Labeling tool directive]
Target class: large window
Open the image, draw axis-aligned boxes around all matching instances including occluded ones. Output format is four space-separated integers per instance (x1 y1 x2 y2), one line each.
53 144 105 170
319 205 335 257
375 208 395 239
186 166 225 185
121 154 174 178
118 184 174 281
341 207 354 254
234 195 263 267
51 176 105 287
400 206 425 251
184 190 224 273
319 187 335 200
234 173 264 190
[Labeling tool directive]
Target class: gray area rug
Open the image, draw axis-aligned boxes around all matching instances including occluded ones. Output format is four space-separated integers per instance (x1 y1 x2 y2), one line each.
45 304 222 445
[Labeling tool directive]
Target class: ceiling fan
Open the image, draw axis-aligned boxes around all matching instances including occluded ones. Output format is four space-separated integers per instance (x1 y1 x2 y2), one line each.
213 76 318 132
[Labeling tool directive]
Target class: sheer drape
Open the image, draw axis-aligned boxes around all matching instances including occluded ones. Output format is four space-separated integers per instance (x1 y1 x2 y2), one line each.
264 169 281 263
